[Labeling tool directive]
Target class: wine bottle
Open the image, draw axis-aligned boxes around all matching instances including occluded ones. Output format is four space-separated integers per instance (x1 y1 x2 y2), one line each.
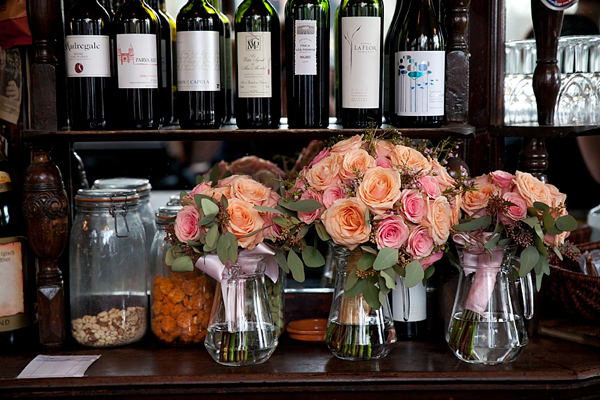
176 0 224 129
0 148 36 349
285 0 329 128
149 0 175 125
338 0 382 128
391 278 427 340
383 0 408 123
114 0 163 129
390 0 445 127
235 0 281 128
100 0 114 14
158 0 179 123
65 0 112 130
210 0 233 122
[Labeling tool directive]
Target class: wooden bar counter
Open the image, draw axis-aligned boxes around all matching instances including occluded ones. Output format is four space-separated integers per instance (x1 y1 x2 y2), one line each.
1 334 600 399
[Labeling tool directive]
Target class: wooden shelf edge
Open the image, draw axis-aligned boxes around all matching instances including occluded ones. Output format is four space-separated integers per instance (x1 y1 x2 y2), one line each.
22 124 476 142
492 124 600 138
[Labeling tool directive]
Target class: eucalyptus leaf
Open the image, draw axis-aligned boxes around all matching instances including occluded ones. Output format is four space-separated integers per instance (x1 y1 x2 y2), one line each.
179 190 187 201
542 258 550 275
393 264 406 277
534 201 550 212
220 194 228 210
254 206 285 215
206 224 219 248
556 215 578 232
291 217 301 225
315 222 331 241
345 279 367 299
523 216 539 228
498 238 513 246
453 215 492 232
171 256 194 272
365 208 370 226
519 246 539 277
217 234 230 264
358 253 376 270
273 215 294 228
194 194 214 207
196 175 205 185
209 164 219 185
534 222 545 240
379 291 388 309
165 246 175 266
203 243 215 252
405 260 424 288
345 269 359 292
379 276 392 295
274 251 289 273
534 234 548 257
423 265 435 283
542 210 555 231
197 214 216 226
527 207 538 217
547 225 562 235
302 246 325 267
298 224 310 238
533 254 545 275
278 199 323 213
226 233 238 264
373 248 399 271
360 246 377 255
201 198 220 216
536 273 543 292
380 268 396 290
363 280 381 310
484 233 500 249
553 246 564 261
287 250 305 282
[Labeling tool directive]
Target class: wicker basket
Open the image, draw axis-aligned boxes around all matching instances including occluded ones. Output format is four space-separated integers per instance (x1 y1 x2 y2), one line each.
548 242 600 324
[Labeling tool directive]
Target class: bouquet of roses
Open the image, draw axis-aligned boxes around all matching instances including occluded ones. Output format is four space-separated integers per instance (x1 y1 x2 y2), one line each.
447 170 578 359
287 132 466 310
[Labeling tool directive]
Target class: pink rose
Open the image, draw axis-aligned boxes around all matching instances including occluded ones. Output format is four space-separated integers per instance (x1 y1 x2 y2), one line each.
502 191 527 221
474 174 492 185
400 189 428 223
331 134 364 155
298 189 324 224
490 170 516 190
376 156 392 169
305 153 342 191
308 147 331 167
546 183 567 208
181 181 213 206
375 215 409 250
425 196 452 245
262 213 282 242
293 140 326 172
375 140 395 158
322 183 346 209
431 158 456 191
514 171 552 208
174 205 203 243
321 198 371 250
357 166 403 215
406 226 435 259
227 198 264 249
340 149 376 181
420 251 443 269
418 175 442 199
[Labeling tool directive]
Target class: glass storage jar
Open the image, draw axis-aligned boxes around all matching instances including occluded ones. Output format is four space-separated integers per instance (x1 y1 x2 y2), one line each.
149 206 215 346
69 189 147 347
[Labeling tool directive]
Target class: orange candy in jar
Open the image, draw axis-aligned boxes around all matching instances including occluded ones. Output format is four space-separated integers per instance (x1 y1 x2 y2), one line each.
151 269 214 345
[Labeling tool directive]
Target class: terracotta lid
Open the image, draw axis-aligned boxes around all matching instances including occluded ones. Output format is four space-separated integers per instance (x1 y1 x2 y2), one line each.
287 318 328 335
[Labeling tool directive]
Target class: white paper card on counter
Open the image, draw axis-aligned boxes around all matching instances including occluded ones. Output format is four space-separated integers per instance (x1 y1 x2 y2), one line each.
17 355 101 379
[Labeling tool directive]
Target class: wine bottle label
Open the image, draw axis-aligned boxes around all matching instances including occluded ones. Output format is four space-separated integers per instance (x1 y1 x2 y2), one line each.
294 20 317 76
116 34 159 89
65 35 111 78
176 31 220 92
394 50 445 116
341 17 381 108
392 278 426 322
0 238 27 332
225 37 233 90
160 39 168 88
237 32 272 98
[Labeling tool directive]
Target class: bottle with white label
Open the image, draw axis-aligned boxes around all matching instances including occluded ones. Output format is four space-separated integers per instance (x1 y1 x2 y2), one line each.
338 0 383 128
285 0 329 128
210 0 233 123
234 0 281 128
114 0 162 129
176 0 224 128
149 0 175 125
391 277 427 340
0 148 36 349
65 0 112 130
390 0 445 127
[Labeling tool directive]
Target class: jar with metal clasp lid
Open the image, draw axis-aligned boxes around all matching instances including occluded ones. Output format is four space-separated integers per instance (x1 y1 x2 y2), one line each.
69 189 147 347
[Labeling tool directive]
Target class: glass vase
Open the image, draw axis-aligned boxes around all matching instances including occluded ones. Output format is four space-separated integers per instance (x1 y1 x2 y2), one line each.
204 254 278 366
446 242 534 365
265 269 286 338
325 244 396 360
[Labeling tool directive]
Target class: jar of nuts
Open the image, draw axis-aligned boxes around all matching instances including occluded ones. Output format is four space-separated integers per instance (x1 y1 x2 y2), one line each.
69 189 148 347
149 206 215 346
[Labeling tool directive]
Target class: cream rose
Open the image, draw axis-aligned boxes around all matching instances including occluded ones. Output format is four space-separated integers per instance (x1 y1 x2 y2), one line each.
425 196 452 245
331 134 364 155
357 166 402 215
461 181 500 217
305 153 342 191
321 198 371 250
226 198 264 249
231 176 272 206
340 149 376 181
389 145 432 172
514 171 552 208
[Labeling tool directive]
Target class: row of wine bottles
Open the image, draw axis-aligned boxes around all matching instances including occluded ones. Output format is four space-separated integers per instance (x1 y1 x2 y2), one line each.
66 0 445 130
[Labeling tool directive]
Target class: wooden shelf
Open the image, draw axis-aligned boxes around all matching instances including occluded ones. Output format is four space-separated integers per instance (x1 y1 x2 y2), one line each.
22 122 476 142
1 335 600 398
492 124 600 138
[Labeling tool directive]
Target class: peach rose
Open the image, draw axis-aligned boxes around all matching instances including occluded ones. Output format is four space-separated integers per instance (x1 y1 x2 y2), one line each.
461 181 500 217
502 191 527 221
514 171 552 208
305 153 342 191
321 198 371 250
340 149 376 181
230 176 272 206
174 205 203 243
357 166 402 215
474 174 492 185
418 175 442 199
406 226 435 259
425 196 452 245
331 134 364 155
375 140 395 158
298 189 323 224
375 215 409 250
389 145 432 172
218 174 250 187
431 158 456 191
490 170 515 190
323 183 346 209
546 183 567 208
211 186 232 201
450 195 462 227
400 189 428 223
226 198 264 249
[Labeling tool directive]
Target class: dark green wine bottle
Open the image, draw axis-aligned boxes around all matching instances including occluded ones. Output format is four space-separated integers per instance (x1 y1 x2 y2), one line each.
114 0 163 129
210 0 233 122
383 0 408 123
390 0 445 127
338 0 383 128
285 0 330 128
176 0 224 128
234 0 281 128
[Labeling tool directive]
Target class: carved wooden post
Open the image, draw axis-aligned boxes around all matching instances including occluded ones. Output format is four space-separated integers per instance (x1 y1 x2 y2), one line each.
518 0 564 182
25 0 69 346
445 0 471 124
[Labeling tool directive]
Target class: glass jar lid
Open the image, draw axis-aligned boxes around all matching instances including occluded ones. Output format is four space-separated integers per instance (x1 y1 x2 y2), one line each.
167 194 182 206
92 178 152 198
75 189 140 206
156 205 181 225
